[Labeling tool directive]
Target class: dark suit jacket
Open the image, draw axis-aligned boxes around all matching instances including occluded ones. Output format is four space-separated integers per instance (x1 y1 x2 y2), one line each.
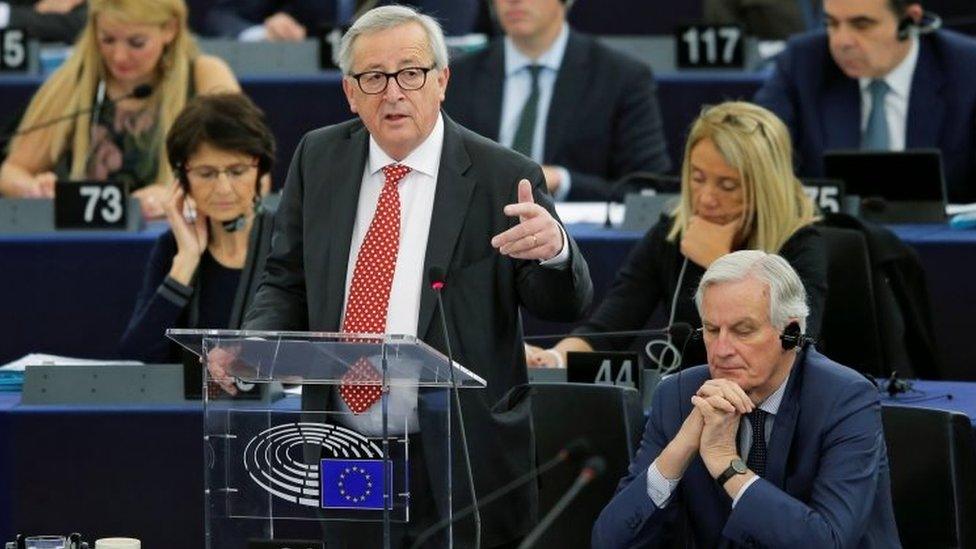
444 31 671 202
243 113 593 544
754 29 976 203
592 348 901 548
7 0 85 43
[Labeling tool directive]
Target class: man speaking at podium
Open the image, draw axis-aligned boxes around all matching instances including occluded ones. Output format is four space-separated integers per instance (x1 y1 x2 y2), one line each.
239 5 593 547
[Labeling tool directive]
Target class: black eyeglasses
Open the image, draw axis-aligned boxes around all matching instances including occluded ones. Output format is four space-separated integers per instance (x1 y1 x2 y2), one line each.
350 66 436 95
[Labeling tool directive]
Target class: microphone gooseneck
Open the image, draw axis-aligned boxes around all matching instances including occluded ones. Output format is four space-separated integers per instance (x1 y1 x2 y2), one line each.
3 83 155 141
410 437 592 549
425 266 482 549
517 456 607 549
220 215 247 233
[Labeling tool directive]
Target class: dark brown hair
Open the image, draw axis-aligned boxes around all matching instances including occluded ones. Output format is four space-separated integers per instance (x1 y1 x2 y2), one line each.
166 92 275 191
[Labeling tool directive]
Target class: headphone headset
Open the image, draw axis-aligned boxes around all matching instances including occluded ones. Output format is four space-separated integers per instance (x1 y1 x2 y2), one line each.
896 10 943 41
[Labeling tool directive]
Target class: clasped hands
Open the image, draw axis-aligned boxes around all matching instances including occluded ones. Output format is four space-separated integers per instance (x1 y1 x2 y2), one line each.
666 379 757 482
490 179 563 261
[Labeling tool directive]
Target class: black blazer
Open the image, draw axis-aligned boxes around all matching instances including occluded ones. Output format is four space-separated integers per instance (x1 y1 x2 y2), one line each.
243 113 593 544
444 30 671 201
204 0 336 37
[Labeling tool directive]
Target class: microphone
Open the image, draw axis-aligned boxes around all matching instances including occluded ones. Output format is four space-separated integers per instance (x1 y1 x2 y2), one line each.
221 215 247 233
517 456 607 549
603 171 680 228
410 438 592 549
3 84 153 141
426 266 481 549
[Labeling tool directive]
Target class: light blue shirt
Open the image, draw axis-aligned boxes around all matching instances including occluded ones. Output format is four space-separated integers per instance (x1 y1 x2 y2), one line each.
499 23 572 200
646 370 792 508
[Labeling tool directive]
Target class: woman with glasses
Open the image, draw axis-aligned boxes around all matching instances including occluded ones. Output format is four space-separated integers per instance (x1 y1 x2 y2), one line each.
0 0 240 218
527 101 827 370
118 93 275 363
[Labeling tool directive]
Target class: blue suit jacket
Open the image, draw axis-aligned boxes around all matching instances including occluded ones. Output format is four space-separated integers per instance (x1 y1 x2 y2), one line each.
444 31 671 202
754 30 976 204
592 348 900 548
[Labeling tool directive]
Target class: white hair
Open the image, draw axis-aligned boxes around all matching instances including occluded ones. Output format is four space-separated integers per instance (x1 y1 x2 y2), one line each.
338 5 449 75
694 250 810 333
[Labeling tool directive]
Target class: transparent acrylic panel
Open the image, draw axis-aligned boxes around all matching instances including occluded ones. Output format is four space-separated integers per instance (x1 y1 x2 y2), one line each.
194 334 457 549
167 329 486 388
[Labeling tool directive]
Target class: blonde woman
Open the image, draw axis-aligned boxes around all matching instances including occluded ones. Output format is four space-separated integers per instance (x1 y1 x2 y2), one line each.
0 0 240 218
527 101 827 369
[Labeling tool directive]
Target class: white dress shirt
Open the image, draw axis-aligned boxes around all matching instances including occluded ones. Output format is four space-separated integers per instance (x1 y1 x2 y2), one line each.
499 23 573 200
858 36 919 152
646 371 791 508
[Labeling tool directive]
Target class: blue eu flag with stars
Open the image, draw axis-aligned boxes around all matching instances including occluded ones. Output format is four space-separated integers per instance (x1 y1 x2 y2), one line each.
320 458 389 510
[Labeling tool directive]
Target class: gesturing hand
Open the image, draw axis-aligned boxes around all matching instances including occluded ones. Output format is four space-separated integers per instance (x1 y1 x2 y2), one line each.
490 179 563 261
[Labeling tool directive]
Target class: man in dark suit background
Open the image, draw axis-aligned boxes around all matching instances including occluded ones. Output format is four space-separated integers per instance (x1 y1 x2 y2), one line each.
444 0 671 202
592 250 900 548
235 4 592 546
1 0 85 43
754 0 976 203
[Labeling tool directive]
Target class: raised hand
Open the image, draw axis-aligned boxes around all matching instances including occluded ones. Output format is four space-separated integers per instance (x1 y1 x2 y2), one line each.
491 179 563 261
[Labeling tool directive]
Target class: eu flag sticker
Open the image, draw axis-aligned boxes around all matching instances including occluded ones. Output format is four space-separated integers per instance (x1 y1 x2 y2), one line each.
320 458 389 510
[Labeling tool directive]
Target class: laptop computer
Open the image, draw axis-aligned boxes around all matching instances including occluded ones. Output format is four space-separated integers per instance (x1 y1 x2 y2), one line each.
822 149 947 223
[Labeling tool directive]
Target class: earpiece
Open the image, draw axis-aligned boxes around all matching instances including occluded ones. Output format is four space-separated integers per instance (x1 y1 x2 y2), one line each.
896 16 913 41
897 10 943 41
779 321 813 351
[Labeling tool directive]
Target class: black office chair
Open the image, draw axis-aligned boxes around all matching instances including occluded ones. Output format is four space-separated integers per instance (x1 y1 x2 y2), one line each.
816 226 886 377
882 406 976 548
529 382 644 548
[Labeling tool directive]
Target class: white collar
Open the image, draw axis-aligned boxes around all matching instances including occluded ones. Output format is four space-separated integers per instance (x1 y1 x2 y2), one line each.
367 112 444 178
503 22 570 76
859 35 918 100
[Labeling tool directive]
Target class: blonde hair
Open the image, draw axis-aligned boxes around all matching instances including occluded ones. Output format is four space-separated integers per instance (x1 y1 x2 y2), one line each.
667 101 817 252
13 0 198 186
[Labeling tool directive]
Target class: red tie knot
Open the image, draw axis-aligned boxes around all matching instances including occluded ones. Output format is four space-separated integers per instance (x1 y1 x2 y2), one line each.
382 164 411 186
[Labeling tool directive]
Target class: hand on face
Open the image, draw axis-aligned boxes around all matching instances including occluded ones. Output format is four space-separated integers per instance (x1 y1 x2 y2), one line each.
264 12 307 41
680 214 742 268
164 181 208 285
491 179 564 261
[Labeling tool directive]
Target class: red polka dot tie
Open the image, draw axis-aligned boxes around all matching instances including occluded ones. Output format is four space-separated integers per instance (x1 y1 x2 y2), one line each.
339 164 411 414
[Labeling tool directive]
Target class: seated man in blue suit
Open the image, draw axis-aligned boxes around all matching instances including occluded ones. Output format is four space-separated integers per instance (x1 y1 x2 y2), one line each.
593 250 900 548
444 0 671 202
754 0 976 203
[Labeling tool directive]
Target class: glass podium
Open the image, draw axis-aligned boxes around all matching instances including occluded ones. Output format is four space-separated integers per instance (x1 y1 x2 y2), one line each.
168 329 487 549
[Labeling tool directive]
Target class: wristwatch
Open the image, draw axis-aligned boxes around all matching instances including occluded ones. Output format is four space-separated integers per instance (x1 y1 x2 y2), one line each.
715 458 748 487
